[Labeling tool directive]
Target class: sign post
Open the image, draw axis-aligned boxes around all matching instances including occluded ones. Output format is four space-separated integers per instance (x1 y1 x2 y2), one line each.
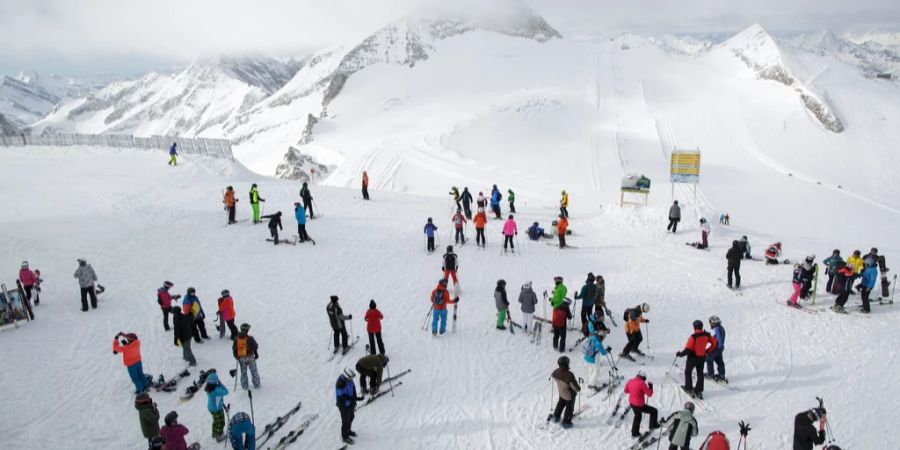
670 150 701 203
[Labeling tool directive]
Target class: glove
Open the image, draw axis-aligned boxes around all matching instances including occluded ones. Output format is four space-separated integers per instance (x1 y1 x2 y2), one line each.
739 421 752 437
644 319 650 323
648 382 654 389
113 351 118 355
357 396 365 401
676 350 686 357
347 315 353 320
454 297 460 303
605 346 612 353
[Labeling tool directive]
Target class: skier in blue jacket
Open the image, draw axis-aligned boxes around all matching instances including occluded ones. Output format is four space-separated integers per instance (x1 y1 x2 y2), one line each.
490 185 502 219
294 202 311 243
336 368 365 445
860 262 878 313
583 324 611 390
423 218 438 253
204 372 229 441
228 411 256 450
168 142 178 166
705 316 727 382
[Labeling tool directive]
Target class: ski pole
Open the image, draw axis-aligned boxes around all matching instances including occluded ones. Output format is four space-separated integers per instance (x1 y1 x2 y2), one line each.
891 274 897 305
248 389 255 424
420 306 433 331
655 421 665 450
645 321 651 349
665 356 678 376
386 364 394 398
233 361 239 391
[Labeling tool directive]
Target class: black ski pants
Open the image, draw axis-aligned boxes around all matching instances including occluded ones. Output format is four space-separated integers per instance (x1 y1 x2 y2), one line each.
462 203 471 219
303 199 314 219
558 233 566 248
622 331 643 355
835 290 850 307
426 237 435 252
705 347 725 378
297 224 310 242
861 288 872 312
825 271 836 293
269 226 279 245
161 307 171 331
580 308 591 337
80 286 97 310
454 228 465 244
368 332 385 355
684 355 705 394
225 319 238 340
192 315 209 341
476 228 485 246
553 326 567 353
727 264 741 288
560 206 568 218
503 235 514 249
362 186 369 200
553 396 575 425
339 406 355 439
333 327 349 350
667 218 679 233
356 365 378 392
631 404 658 437
228 206 236 223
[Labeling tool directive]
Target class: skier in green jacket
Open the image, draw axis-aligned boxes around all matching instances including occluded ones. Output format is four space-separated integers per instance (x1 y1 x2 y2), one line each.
550 276 567 308
249 184 265 224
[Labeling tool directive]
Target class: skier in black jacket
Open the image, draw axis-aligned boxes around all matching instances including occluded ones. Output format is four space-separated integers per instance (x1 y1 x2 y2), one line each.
327 296 352 353
300 182 314 219
261 211 283 245
172 308 197 366
460 187 473 219
793 408 827 450
726 240 743 289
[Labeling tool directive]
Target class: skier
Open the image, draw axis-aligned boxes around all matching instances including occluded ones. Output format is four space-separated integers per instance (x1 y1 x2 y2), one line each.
518 281 538 331
726 240 742 289
705 316 726 382
355 354 389 395
449 186 461 210
574 273 596 337
293 203 311 243
327 296 352 354
204 372 229 442
442 246 459 286
676 320 718 399
183 287 210 342
249 184 265 224
859 259 877 313
799 255 817 300
476 191 487 209
233 323 261 390
157 281 180 331
863 247 880 268
423 218 438 253
299 182 314 219
830 262 854 313
765 242 783 265
846 249 864 295
619 304 650 360
135 392 161 449
490 185 502 219
224 186 237 224
228 411 256 450
559 190 569 218
430 279 458 336
112 332 151 393
494 279 510 330
550 356 581 429
460 187 473 219
550 276 567 308
689 218 710 249
699 431 732 450
666 402 698 450
823 249 844 293
583 327 610 390
217 289 238 339
738 235 752 259
74 258 98 311
502 214 517 252
793 407 827 450
452 208 467 244
261 211 284 245
624 370 660 438
172 307 197 366
719 213 726 224
507 188 516 213
552 298 573 353
335 368 364 445
364 300 385 355
474 208 487 247
556 214 569 248
361 171 369 200
787 263 804 308
160 411 193 450
18 261 37 306
168 142 178 166
526 221 548 240
667 200 681 233
593 275 610 330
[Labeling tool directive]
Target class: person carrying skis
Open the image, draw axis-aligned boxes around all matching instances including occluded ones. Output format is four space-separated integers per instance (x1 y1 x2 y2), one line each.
135 392 161 449
765 242 783 265
551 356 581 429
293 203 311 243
667 200 680 233
261 211 284 245
449 186 461 210
494 279 510 330
676 320 717 399
624 370 660 438
860 259 877 313
335 368 364 445
172 307 197 366
507 189 516 213
831 261 854 313
204 372 229 442
738 235 752 259
18 261 37 306
559 190 569 218
299 182 314 219
518 281 538 331
160 411 192 450
556 214 569 248
793 407 827 450
787 263 804 308
430 279 458 336
233 323 261 390
157 281 180 331
355 354 389 395
502 215 517 252
217 289 238 339
526 222 547 240
182 287 210 342
168 142 178 166
249 184 265 224
476 191 487 209
666 401 698 450
619 304 649 360
490 185 502 219
726 240 742 289
799 255 817 300
550 276 567 308
327 296 352 353
442 246 459 286
74 258 98 311
361 171 369 200
423 217 438 253
846 249 864 295
460 187 473 219
705 316 726 382
452 208 467 244
364 300 385 355
228 411 256 450
583 327 610 390
474 208 487 247
823 249 844 293
112 332 151 393
552 299 573 353
224 186 238 224
574 273 596 337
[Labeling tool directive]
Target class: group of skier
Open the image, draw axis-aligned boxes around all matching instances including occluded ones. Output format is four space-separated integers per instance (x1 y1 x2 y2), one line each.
221 182 316 246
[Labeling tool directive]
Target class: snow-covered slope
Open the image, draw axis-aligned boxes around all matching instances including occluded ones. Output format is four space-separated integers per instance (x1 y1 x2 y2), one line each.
0 71 111 129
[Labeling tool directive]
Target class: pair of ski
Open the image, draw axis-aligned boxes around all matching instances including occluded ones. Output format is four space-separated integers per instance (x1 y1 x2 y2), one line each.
266 237 298 246
255 400 303 448
528 320 543 345
266 414 319 450
356 381 404 411
537 405 591 431
702 373 741 392
327 337 360 362
532 316 580 332
777 299 817 314
291 235 317 245
606 392 631 428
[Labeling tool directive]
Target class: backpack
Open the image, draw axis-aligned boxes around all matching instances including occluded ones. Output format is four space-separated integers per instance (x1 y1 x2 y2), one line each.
699 431 730 450
433 289 445 307
582 338 599 358
444 253 457 270
235 336 249 358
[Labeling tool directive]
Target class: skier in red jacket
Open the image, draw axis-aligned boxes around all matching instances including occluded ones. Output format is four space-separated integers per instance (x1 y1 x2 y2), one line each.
365 300 385 355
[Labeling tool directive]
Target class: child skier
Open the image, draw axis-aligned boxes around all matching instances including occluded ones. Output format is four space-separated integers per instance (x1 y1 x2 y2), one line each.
676 320 717 399
249 184 265 224
705 316 726 382
765 242 783 265
294 203 311 242
112 332 151 393
260 211 284 245
228 411 256 450
233 323 260 390
551 356 580 429
442 246 459 286
18 261 37 306
217 290 238 339
364 300 385 355
172 308 197 366
223 186 237 224
160 411 195 450
135 392 161 448
831 262 855 313
738 235 751 259
619 304 650 361
689 218 709 249
526 222 547 240
430 279 458 336
157 281 180 331
74 258 99 311
476 191 487 209
474 208 487 247
494 279 510 330
490 185 502 219
860 260 878 313
799 255 817 300
423 217 438 253
168 142 178 166
556 215 569 248
550 276 567 308
452 208 467 244
552 299 573 353
787 264 804 308
449 186 461 210
204 372 229 441
518 281 538 331
507 189 516 213
560 190 569 218
823 249 844 293
183 288 210 342
625 370 660 438
501 215 517 252
583 328 610 390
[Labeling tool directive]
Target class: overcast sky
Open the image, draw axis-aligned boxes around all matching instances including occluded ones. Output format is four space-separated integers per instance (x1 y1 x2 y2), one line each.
2 0 898 77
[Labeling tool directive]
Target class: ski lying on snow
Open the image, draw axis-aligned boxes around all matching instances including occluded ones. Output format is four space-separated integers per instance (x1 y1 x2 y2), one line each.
537 405 590 431
255 400 303 448
776 299 817 314
267 414 319 450
265 238 297 246
383 368 411 384
291 235 317 245
355 381 402 411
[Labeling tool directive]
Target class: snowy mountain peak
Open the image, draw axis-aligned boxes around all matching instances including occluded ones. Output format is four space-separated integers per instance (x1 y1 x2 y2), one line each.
186 56 299 95
723 23 785 68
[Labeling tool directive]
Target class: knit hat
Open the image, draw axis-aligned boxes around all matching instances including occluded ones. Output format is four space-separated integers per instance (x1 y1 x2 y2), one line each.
330 295 339 302
163 281 173 288
206 373 220 385
164 411 178 426
369 300 377 309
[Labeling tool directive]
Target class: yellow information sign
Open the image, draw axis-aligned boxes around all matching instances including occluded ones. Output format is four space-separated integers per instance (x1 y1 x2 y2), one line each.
670 150 701 184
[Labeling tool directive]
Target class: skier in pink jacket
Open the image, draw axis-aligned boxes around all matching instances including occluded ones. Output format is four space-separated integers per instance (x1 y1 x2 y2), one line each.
502 215 518 252
19 261 38 305
624 371 660 438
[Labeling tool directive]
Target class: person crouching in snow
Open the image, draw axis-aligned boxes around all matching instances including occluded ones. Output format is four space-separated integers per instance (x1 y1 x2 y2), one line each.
261 211 283 245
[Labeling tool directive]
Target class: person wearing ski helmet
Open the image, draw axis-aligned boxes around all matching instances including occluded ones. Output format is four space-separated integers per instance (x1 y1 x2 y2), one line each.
460 187 473 219
233 323 260 389
490 185 502 219
830 261 855 313
765 242 783 265
18 261 37 306
619 303 649 360
168 142 178 166
249 183 265 224
793 406 827 450
559 190 569 218
507 188 516 213
217 289 238 339
448 186 461 210
556 214 569 248
518 281 538 331
846 249 864 295
451 207 467 244
423 217 438 253
823 249 844 293
223 186 238 224
526 221 546 240
551 298 573 353
667 200 681 233
574 273 597 337
74 258 98 311
182 287 210 342
705 316 726 382
299 182 314 219
494 279 510 330
550 276 567 308
204 372 229 442
430 278 458 336
473 207 488 247
327 296 352 353
160 411 192 450
583 324 611 390
134 392 161 448
335 368 365 445
551 356 581 429
799 255 817 300
624 370 659 438
676 320 717 399
157 281 180 331
787 263 804 308
113 331 151 393
666 401 698 450
260 210 284 245
442 246 459 285
228 410 256 450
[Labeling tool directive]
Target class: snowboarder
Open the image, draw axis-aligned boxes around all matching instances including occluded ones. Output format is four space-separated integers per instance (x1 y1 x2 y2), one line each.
619 304 649 360
293 203 311 243
204 372 229 442
667 200 681 233
261 211 284 245
224 186 238 224
228 411 256 450
112 332 151 393
327 296 352 353
169 142 178 166
501 215 517 252
846 249 864 295
18 261 37 306
526 221 548 240
518 281 538 331
551 356 581 429
793 407 827 450
726 240 742 289
74 258 98 311
135 392 161 449
859 259 877 313
474 208 487 247
574 273 596 337
559 190 569 218
550 276 567 308
738 235 752 259
489 185 502 219
666 401 699 450
676 320 718 399
423 217 438 253
507 189 516 213
299 182 314 219
799 255 817 300
217 290 238 339
364 300 385 355
249 184 265 224
442 246 459 286
689 218 710 249
335 368 364 445
494 279 509 330
705 316 726 382
183 287 210 342
355 354 389 395
625 370 660 438
172 307 197 366
460 187 473 219
830 262 854 313
476 191 487 209
157 281 180 331
361 171 369 200
430 279 458 336
552 299 573 353
452 208 467 244
787 264 804 308
765 242 783 265
583 327 610 389
823 249 844 293
233 323 261 389
556 215 569 248
160 411 194 450
449 186 461 210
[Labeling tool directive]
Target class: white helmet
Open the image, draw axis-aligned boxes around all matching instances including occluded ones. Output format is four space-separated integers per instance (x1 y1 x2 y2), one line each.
636 370 647 379
343 368 356 379
641 303 650 313
709 316 721 326
21 261 29 268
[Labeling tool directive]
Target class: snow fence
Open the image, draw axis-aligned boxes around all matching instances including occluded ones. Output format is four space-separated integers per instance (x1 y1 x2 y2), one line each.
0 133 234 161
